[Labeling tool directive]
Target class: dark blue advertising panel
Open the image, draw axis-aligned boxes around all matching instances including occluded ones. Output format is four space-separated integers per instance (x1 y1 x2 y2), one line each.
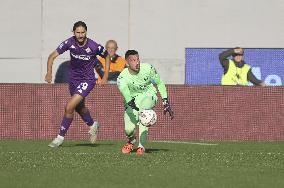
185 48 284 86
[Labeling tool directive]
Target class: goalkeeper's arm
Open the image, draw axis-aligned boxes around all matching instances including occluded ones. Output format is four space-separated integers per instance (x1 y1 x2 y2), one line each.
117 75 139 111
150 65 174 119
150 65 168 99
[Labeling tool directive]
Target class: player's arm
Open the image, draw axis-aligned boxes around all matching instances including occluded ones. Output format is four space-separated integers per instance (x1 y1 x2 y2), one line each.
94 59 104 78
219 49 234 74
45 39 70 83
150 65 174 119
45 50 59 83
150 65 167 98
219 49 234 61
117 75 139 111
96 45 110 85
100 55 110 84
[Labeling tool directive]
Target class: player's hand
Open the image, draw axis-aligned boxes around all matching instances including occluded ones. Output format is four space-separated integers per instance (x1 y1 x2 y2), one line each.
99 78 107 85
260 82 266 87
45 73 52 83
127 98 139 111
163 98 174 120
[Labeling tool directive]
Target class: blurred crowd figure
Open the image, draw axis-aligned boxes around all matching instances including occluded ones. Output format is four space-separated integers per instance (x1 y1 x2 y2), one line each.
54 60 70 83
219 47 265 86
96 40 126 84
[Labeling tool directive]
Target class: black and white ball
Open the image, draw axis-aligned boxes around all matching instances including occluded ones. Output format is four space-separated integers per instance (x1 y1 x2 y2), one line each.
139 109 157 127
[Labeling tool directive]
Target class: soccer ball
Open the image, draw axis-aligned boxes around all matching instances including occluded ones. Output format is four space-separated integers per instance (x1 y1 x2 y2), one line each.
139 109 157 127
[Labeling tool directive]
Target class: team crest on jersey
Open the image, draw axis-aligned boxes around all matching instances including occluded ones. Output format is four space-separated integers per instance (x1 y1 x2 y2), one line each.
85 47 91 53
70 45 76 49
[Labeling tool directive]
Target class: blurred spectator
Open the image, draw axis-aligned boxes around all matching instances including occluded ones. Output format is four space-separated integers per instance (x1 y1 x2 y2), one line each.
97 40 126 83
219 47 265 86
54 60 70 83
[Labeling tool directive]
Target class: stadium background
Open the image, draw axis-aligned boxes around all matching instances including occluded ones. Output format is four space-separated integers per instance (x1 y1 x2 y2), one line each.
0 0 283 84
0 1 283 188
1 84 283 141
186 48 284 86
0 0 283 141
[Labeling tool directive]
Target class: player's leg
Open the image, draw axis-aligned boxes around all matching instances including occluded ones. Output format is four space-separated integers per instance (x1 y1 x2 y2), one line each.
49 94 84 147
73 80 99 143
73 81 95 125
49 80 95 147
75 99 94 126
136 93 158 155
75 99 99 143
121 106 138 154
73 81 96 125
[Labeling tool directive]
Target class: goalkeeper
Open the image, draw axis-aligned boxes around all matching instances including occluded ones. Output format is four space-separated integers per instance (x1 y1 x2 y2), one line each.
117 50 174 156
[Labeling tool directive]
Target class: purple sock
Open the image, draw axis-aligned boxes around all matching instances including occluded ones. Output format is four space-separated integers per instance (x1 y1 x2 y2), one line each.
79 110 94 126
59 116 73 137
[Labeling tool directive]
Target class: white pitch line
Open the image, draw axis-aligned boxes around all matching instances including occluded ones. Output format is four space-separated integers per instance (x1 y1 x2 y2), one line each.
152 140 218 146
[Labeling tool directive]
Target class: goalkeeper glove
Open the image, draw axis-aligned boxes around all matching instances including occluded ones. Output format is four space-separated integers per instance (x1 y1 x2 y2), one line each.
162 98 174 120
127 98 139 111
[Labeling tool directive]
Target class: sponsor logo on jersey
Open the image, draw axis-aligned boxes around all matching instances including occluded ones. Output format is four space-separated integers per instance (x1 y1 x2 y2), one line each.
70 52 91 61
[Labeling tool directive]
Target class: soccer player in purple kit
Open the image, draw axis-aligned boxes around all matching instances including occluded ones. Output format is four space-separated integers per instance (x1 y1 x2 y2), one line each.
45 21 110 147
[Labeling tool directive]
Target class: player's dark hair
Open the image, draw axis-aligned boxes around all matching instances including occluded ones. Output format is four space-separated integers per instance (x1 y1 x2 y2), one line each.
125 50 139 59
73 21 87 31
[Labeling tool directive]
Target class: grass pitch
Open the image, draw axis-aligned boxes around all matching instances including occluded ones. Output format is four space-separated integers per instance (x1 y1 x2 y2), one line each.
0 140 283 188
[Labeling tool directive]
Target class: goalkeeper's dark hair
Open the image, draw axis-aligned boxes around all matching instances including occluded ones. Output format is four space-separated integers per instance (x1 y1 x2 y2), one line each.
73 21 87 31
125 50 139 59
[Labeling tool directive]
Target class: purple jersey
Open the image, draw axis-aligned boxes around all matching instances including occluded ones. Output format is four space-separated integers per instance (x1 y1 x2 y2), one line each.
69 80 96 98
56 36 107 82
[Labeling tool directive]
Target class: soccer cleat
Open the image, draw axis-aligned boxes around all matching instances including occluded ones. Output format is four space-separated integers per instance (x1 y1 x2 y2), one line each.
121 143 134 154
136 147 145 156
48 135 64 148
89 122 100 144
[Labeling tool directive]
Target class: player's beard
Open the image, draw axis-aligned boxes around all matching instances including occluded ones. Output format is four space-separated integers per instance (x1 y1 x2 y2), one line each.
76 37 87 46
134 64 140 73
129 64 140 74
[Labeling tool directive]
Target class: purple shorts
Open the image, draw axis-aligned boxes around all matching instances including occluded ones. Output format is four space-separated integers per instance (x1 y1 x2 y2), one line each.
69 80 96 98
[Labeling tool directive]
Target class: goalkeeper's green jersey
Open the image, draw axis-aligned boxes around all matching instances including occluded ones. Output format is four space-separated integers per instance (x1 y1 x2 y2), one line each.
117 63 168 103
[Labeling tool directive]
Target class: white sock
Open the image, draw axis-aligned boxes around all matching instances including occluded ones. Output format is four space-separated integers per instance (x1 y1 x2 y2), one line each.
130 138 136 144
57 135 64 140
138 143 144 149
92 121 99 128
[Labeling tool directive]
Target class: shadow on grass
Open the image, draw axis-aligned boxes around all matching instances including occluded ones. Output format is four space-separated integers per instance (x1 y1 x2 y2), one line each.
146 148 170 153
61 143 114 148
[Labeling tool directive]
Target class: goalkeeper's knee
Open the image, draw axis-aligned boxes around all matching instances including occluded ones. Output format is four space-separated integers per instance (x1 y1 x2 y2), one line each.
139 96 156 110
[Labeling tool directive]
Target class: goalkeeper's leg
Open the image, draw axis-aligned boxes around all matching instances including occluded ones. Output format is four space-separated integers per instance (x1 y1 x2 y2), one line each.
136 93 158 155
122 107 138 154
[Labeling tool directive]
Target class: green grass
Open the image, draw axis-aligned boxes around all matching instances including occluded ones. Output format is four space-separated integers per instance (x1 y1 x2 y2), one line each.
0 140 283 188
